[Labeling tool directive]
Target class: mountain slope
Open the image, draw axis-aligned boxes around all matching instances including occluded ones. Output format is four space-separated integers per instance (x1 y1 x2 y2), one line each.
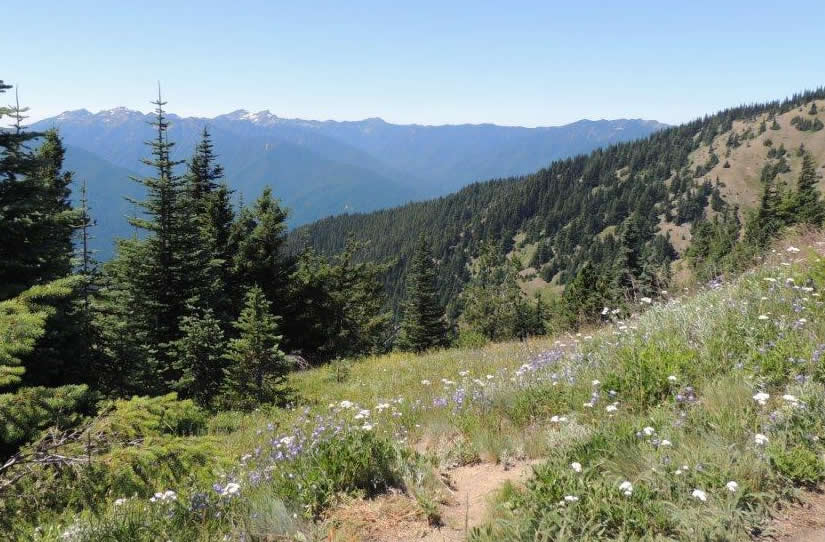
32 109 665 236
290 89 825 311
62 145 141 259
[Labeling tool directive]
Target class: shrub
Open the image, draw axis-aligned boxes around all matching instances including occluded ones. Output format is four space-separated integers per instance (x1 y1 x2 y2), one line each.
92 393 207 439
273 430 410 517
769 445 825 486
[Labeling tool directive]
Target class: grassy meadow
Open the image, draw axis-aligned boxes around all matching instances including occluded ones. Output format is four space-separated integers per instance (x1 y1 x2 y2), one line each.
9 233 825 541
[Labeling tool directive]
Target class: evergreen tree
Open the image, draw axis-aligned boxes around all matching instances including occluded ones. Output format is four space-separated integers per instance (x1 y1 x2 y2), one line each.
746 181 782 247
285 240 391 361
102 89 205 392
794 153 824 226
183 128 236 324
397 234 447 352
174 308 226 408
222 286 289 409
0 279 91 455
231 187 291 312
561 262 611 329
461 242 524 340
0 103 75 299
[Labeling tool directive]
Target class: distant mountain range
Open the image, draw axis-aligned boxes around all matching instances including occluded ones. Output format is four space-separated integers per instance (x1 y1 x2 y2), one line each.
32 108 666 256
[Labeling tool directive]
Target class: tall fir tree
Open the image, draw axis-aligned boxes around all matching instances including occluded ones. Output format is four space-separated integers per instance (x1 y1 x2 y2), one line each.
184 129 235 324
102 89 205 392
397 234 447 352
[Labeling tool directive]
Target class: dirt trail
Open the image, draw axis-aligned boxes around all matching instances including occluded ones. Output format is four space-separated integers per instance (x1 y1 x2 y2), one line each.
766 489 825 542
327 460 538 542
421 460 539 541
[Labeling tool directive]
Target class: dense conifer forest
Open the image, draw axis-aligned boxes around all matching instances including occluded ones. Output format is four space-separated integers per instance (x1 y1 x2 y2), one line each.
291 87 825 331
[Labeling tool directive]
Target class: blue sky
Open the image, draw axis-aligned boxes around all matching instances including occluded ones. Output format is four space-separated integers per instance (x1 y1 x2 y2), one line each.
6 1 825 126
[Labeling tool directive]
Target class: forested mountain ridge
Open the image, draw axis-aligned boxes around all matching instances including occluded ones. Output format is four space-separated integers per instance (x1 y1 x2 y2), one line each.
32 109 665 252
291 89 825 319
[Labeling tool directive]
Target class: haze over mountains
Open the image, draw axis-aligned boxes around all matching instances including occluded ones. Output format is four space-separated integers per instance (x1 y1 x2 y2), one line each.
32 108 666 255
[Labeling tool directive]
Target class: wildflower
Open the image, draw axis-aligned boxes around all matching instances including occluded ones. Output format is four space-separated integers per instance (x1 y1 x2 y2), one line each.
606 404 618 413
339 400 354 409
660 439 672 447
782 394 799 404
486 374 494 380
564 495 579 503
753 392 770 405
114 498 127 506
640 297 652 304
459 370 469 377
787 246 801 253
376 402 390 412
354 409 371 420
361 423 374 431
725 481 739 492
758 314 770 320
601 307 610 316
619 481 633 496
421 379 431 385
691 489 708 502
221 483 241 497
150 490 177 503
642 426 656 436
754 433 769 446
667 375 678 383
592 379 601 387
571 462 582 473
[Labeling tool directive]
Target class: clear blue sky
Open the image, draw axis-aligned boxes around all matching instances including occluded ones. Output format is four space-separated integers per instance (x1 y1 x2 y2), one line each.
6 1 825 126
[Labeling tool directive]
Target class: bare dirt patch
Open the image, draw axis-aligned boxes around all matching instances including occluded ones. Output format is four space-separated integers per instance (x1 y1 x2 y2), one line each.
764 488 825 542
326 460 538 542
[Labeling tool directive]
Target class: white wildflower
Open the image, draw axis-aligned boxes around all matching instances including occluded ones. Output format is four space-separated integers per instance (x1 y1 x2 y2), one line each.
605 404 618 413
782 394 798 403
786 246 801 253
660 439 672 447
571 462 582 473
592 379 601 387
619 481 633 496
758 314 770 321
691 489 708 502
420 379 431 386
361 423 374 431
667 375 678 383
640 297 652 304
753 392 770 405
642 426 656 436
339 400 354 409
563 495 579 503
725 481 739 492
114 497 127 506
754 433 769 446
221 483 241 497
